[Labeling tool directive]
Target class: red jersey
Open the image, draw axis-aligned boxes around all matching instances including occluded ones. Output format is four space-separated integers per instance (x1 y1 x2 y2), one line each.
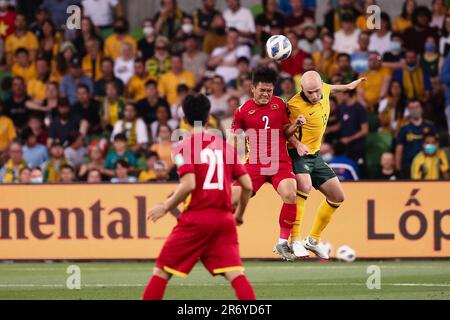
232 96 292 168
0 10 16 39
173 131 247 213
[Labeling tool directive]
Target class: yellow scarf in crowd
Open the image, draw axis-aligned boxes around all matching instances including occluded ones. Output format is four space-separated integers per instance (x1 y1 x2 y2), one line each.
121 120 137 148
402 68 425 101
3 160 27 183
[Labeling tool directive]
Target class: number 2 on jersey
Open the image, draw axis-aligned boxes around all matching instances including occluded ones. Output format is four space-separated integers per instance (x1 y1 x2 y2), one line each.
200 149 224 190
262 116 270 129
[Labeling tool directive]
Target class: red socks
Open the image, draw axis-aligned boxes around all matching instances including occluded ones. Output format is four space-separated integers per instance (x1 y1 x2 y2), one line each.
231 275 256 300
142 275 168 300
279 203 297 240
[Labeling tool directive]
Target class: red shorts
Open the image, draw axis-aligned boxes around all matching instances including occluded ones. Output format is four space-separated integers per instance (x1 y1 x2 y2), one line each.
234 162 295 194
156 209 243 278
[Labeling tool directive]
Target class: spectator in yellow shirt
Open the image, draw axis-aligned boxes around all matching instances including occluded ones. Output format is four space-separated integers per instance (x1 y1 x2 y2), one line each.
138 150 169 182
158 54 195 105
0 102 16 161
103 17 137 60
82 37 103 82
5 13 39 66
126 58 155 101
27 56 49 101
411 134 449 180
12 48 37 82
358 51 392 111
393 0 416 33
102 80 126 129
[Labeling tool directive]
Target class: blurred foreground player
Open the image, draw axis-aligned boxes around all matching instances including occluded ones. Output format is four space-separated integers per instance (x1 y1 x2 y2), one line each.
142 94 255 300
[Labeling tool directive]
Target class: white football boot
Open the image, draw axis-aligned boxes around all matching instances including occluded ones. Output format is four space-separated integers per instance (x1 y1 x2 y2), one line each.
302 237 329 260
291 240 310 258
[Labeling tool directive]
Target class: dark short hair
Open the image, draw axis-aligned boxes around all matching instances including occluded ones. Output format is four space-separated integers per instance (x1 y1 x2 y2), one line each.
58 98 71 107
182 94 211 126
252 66 277 86
114 133 128 142
145 79 158 88
61 164 75 173
146 150 159 159
77 84 90 92
14 47 29 56
337 53 351 61
177 83 189 94
114 159 129 169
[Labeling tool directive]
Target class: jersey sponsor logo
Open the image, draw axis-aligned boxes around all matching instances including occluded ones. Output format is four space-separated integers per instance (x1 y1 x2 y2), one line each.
309 111 316 116
248 109 256 115
270 104 279 110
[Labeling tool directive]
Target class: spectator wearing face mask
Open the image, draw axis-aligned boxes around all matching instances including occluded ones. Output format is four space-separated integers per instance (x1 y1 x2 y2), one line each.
395 100 437 178
30 167 44 184
382 33 405 71
104 17 137 60
411 133 449 180
138 19 156 62
420 36 440 79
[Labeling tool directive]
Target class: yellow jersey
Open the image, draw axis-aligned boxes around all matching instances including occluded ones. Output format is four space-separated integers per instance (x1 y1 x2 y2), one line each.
287 83 332 154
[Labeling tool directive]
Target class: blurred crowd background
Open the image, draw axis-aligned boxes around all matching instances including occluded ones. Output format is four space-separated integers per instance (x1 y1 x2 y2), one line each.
0 0 449 184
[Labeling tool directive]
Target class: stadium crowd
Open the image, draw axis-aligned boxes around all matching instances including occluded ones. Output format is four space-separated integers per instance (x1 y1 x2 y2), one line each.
0 0 449 184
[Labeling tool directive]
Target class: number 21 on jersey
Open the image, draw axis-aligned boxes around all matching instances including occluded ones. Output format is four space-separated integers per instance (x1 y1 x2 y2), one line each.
200 149 224 190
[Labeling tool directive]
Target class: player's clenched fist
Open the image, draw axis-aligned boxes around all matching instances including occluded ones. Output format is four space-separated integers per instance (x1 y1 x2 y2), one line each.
295 115 306 127
147 203 167 222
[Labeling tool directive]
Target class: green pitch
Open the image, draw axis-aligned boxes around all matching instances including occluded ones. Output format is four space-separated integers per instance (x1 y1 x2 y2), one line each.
0 260 449 300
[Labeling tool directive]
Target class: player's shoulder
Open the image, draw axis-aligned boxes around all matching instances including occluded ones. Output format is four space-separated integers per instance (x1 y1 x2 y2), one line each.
287 93 302 107
271 95 287 106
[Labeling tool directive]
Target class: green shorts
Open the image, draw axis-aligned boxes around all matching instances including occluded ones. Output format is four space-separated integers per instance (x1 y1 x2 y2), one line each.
288 149 337 189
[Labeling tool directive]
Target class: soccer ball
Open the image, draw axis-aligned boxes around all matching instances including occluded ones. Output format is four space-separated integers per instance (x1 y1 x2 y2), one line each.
336 245 356 262
266 35 292 61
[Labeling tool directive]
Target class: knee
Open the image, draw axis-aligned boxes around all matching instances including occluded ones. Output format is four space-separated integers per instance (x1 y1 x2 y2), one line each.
297 182 312 195
283 192 297 204
329 191 345 204
153 267 171 280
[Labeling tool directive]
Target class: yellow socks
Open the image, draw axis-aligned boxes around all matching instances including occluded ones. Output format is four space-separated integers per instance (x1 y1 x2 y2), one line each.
291 191 309 241
309 199 342 241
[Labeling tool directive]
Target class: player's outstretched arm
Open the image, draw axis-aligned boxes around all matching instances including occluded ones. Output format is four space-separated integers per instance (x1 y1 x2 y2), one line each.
147 173 196 222
234 174 253 226
329 77 367 93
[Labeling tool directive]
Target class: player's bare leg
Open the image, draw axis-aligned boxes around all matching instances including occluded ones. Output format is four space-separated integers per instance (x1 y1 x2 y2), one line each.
142 267 172 300
303 177 345 259
273 178 298 261
291 173 312 258
224 270 256 300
